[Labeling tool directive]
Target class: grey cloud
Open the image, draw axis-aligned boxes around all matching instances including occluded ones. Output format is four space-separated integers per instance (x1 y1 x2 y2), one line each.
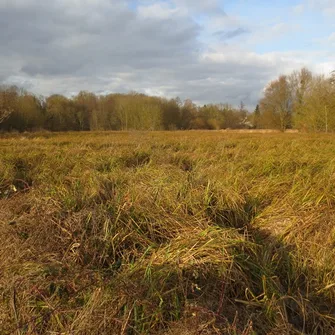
0 0 302 108
173 0 226 15
1 1 200 77
215 28 249 40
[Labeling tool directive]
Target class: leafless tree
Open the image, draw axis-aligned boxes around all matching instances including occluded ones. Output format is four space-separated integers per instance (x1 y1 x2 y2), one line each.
0 87 15 124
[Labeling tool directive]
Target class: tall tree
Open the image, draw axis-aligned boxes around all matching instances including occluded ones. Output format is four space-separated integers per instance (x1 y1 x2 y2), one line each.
74 91 99 130
162 98 181 130
253 104 261 129
259 75 293 131
301 75 335 132
0 86 17 125
288 67 313 130
330 71 335 86
45 95 79 131
180 99 197 129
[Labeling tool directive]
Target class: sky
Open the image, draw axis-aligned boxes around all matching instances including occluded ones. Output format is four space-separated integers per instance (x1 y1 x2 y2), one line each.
0 0 334 109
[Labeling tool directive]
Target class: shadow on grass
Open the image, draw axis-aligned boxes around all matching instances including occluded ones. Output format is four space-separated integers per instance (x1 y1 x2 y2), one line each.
206 197 335 334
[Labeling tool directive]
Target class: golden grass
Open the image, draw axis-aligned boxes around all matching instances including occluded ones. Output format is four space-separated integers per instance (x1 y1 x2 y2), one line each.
0 131 335 334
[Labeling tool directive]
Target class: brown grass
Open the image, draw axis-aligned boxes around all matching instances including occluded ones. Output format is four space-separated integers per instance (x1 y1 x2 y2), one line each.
0 131 335 334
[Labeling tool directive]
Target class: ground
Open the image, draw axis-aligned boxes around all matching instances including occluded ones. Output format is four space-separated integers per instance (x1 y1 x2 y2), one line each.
0 131 335 334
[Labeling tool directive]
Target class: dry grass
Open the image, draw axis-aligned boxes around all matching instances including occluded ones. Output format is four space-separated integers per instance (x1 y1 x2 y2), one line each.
0 131 335 334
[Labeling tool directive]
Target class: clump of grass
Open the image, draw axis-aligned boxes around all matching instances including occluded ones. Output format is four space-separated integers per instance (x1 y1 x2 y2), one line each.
123 151 151 168
171 154 198 172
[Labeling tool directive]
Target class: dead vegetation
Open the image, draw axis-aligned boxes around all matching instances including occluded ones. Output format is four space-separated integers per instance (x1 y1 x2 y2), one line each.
1 131 335 334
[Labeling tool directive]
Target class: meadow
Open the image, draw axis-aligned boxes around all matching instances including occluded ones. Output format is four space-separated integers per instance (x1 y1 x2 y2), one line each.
1 131 335 334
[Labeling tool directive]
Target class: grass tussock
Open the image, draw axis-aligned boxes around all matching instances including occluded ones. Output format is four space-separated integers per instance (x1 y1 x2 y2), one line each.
1 131 335 334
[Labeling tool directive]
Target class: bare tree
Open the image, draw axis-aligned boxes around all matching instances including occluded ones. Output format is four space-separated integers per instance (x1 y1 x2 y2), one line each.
287 67 313 130
330 70 335 85
259 75 293 131
0 87 15 124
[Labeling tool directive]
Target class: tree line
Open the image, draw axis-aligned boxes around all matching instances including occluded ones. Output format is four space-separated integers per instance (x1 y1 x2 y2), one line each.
0 88 249 132
255 68 335 132
0 67 334 132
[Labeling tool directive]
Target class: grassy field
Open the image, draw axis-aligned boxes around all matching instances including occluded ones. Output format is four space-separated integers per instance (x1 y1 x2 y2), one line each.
1 131 335 334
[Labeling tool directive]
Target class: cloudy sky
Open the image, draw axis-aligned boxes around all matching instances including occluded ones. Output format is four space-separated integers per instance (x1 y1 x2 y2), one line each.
0 0 334 108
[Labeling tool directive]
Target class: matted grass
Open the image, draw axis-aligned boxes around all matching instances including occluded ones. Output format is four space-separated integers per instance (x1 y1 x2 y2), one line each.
1 131 335 334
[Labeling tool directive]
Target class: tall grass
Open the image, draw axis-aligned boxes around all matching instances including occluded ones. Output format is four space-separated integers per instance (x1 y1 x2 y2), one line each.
1 131 335 334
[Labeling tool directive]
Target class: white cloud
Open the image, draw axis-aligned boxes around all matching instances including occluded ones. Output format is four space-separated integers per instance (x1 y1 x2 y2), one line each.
171 0 224 15
244 22 302 47
137 2 185 19
308 0 335 16
314 62 335 76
